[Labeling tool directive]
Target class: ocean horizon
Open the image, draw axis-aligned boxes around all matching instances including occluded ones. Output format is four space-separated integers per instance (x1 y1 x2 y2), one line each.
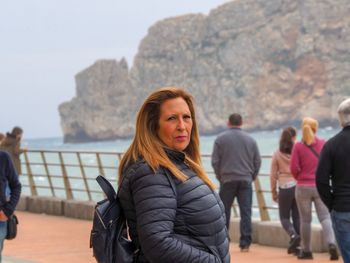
22 127 340 155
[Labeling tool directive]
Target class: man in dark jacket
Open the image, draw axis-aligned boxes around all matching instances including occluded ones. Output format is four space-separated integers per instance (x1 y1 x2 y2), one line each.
212 113 261 252
316 98 350 262
0 151 21 261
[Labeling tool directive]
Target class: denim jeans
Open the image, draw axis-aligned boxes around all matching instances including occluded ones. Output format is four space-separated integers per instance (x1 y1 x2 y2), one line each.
219 181 252 248
0 221 7 262
331 210 350 263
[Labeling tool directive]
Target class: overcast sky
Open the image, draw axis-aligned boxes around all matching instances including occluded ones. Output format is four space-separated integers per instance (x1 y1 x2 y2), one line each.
0 0 228 139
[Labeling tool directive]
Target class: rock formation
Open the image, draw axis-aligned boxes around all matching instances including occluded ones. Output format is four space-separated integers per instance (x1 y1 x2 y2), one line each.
59 0 350 142
59 59 136 142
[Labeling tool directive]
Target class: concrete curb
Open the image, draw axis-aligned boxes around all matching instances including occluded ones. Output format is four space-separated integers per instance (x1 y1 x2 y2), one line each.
26 196 64 216
229 218 328 252
17 195 94 221
64 200 95 220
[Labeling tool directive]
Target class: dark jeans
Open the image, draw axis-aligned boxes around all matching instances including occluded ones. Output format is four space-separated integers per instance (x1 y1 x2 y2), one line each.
219 180 252 248
278 186 300 237
331 210 350 263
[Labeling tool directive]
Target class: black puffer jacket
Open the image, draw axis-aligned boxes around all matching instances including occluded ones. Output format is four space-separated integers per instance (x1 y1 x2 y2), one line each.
119 149 230 263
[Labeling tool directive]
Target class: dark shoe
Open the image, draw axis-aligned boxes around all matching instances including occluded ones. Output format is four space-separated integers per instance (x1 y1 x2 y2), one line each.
240 245 250 252
329 244 339 260
293 246 301 256
297 250 313 259
288 235 301 254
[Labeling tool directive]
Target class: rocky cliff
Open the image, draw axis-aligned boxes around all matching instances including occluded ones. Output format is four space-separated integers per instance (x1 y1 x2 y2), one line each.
59 0 350 142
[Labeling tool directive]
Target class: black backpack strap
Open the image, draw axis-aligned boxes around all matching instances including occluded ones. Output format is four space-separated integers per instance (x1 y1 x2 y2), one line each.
304 143 320 158
96 175 117 202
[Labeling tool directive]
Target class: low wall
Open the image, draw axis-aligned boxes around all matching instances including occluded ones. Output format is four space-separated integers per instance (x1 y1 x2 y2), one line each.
229 218 328 252
17 195 95 221
17 195 329 252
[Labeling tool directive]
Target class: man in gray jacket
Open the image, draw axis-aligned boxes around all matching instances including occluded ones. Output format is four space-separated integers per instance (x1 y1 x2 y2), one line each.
212 113 261 252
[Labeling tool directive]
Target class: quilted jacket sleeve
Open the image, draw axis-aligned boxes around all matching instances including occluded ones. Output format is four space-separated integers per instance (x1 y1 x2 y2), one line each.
129 165 221 263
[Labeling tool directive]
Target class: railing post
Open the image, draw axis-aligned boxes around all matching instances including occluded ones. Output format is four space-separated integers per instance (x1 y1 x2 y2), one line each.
77 152 92 201
254 176 270 221
96 153 104 176
58 152 73 200
23 151 38 196
116 153 123 184
40 151 55 197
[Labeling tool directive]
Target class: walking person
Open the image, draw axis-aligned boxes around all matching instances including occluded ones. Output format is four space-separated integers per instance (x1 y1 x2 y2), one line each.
290 117 338 260
270 127 300 254
118 87 230 263
316 98 350 263
0 151 22 261
0 127 26 175
212 113 261 252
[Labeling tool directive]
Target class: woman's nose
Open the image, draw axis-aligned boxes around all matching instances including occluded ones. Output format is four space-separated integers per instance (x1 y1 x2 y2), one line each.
177 119 185 130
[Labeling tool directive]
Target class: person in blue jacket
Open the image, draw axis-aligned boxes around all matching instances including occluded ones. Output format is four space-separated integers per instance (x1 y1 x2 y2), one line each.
0 151 22 261
118 87 230 263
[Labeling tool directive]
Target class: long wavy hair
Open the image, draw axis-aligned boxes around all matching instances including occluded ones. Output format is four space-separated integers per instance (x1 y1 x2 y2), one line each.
301 117 318 145
279 127 296 154
118 87 215 189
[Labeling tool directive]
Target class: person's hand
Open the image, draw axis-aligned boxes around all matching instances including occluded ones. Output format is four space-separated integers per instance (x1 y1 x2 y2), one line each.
0 211 8 221
272 193 279 203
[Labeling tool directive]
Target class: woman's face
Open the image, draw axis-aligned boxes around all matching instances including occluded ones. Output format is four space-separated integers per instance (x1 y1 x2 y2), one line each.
157 97 193 151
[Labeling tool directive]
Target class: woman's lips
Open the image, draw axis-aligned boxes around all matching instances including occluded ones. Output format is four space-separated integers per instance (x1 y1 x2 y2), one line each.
175 136 187 141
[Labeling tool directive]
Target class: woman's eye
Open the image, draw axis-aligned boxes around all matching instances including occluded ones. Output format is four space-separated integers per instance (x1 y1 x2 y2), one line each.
184 115 191 120
167 116 176 121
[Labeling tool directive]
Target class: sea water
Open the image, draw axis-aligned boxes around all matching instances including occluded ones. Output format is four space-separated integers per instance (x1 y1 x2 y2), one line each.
23 127 339 154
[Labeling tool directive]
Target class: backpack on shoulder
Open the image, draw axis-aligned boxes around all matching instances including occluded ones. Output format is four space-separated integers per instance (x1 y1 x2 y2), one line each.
90 175 138 263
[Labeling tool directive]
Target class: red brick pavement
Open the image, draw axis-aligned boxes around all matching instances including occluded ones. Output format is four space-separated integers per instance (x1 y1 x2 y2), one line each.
3 211 338 263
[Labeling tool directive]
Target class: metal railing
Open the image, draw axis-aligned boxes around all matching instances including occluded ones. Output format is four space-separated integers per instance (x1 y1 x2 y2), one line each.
20 150 275 221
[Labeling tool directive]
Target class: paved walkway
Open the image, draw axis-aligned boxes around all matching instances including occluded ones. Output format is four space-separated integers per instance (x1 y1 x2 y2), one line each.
3 211 338 263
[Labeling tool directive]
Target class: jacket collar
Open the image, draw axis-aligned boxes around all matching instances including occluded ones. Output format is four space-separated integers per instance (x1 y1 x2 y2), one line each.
164 148 185 162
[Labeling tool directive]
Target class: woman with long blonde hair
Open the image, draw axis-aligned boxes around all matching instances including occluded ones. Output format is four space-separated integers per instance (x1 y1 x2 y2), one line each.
290 117 338 260
118 87 229 263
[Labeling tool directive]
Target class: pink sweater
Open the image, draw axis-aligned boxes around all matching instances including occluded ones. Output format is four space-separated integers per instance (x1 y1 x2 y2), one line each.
270 150 296 200
290 137 325 186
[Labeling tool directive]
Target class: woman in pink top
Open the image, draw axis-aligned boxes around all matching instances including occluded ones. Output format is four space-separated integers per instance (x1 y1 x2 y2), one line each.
270 127 300 254
290 117 338 260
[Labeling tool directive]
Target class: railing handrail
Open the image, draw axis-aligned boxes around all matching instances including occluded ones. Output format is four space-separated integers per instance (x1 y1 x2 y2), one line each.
25 149 124 154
